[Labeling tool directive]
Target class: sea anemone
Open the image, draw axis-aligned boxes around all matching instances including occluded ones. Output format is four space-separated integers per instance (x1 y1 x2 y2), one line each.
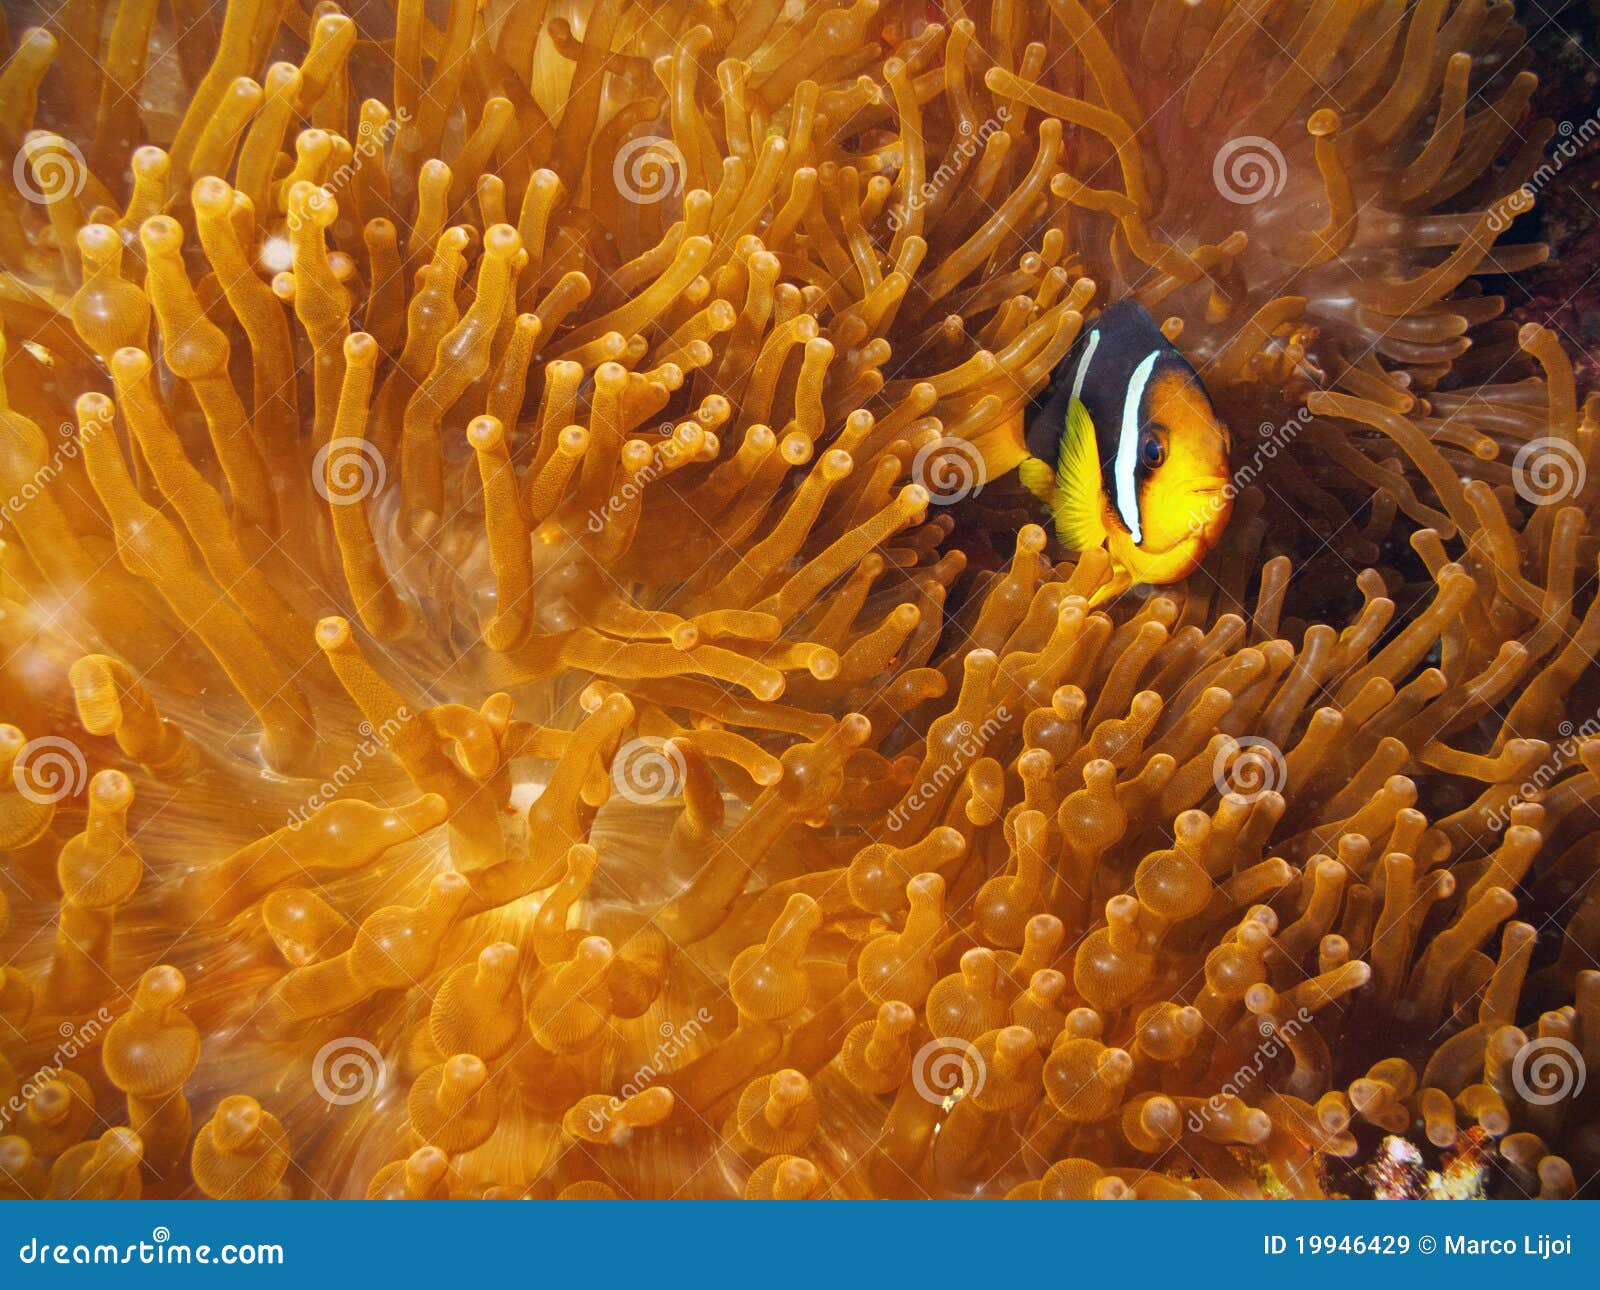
0 0 1595 1201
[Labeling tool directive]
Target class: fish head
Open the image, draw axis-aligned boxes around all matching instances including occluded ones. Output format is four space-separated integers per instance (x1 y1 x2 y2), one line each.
1131 369 1233 558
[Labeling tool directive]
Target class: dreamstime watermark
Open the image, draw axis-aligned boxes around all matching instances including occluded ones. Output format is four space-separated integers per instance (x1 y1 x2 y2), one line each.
1512 436 1585 506
12 134 87 205
1 418 93 529
1511 1035 1586 1106
885 707 1010 832
585 423 682 533
614 134 685 204
886 106 1011 232
584 1008 714 1135
287 107 409 232
311 1036 386 1106
1490 110 1600 233
1185 1007 1313 1133
1186 406 1310 540
1482 712 1600 832
1212 735 1287 804
0 1007 114 1131
11 735 89 805
611 737 687 805
337 108 408 191
286 709 411 829
17 1227 284 1267
910 1037 986 1106
311 437 387 505
1212 136 1287 205
912 436 985 505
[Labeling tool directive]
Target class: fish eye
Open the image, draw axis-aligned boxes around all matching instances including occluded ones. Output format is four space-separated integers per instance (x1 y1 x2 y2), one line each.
1140 430 1166 469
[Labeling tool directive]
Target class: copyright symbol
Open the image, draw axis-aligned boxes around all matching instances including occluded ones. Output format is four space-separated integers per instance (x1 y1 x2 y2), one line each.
1419 1236 1436 1254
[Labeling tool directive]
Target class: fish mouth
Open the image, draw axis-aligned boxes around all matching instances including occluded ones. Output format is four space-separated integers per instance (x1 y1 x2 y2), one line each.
1134 532 1208 558
1132 493 1231 556
1184 484 1233 525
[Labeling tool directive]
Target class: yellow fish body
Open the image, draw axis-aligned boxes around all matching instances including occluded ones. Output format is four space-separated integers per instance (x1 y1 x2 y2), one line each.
982 302 1233 601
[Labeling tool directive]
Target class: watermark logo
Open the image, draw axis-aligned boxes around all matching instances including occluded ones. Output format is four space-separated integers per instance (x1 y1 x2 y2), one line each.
586 428 690 533
351 109 407 165
1186 1007 1312 1133
0 1007 114 1131
287 710 411 829
584 1008 714 1136
886 106 1011 232
1489 111 1600 232
312 437 386 505
1212 735 1287 803
288 184 334 231
885 708 1009 832
1186 406 1310 541
284 108 409 234
1478 713 1600 832
912 437 985 505
1482 714 1600 831
1511 1036 1586 1106
613 135 685 205
2 418 89 529
910 1037 986 1105
611 737 686 805
17 1227 283 1266
1512 436 1585 506
312 1036 387 1106
13 135 87 204
1212 136 1287 205
12 735 88 804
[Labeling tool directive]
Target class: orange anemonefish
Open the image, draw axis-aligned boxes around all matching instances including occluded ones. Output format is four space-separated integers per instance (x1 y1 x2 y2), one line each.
979 301 1233 601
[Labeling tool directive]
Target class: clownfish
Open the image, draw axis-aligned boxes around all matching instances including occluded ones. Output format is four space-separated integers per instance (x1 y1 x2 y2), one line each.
981 302 1234 598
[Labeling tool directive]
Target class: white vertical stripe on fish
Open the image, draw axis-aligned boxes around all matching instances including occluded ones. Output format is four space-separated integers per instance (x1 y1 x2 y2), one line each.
1070 328 1100 406
1115 350 1159 544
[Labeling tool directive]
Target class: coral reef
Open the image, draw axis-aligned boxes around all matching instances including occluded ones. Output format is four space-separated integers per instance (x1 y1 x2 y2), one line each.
0 0 1596 1200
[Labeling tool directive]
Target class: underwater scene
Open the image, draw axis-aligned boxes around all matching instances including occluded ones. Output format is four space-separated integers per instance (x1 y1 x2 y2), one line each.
0 0 1599 1211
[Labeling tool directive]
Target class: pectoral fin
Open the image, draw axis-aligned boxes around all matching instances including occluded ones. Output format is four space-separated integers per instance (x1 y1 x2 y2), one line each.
1052 398 1108 553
